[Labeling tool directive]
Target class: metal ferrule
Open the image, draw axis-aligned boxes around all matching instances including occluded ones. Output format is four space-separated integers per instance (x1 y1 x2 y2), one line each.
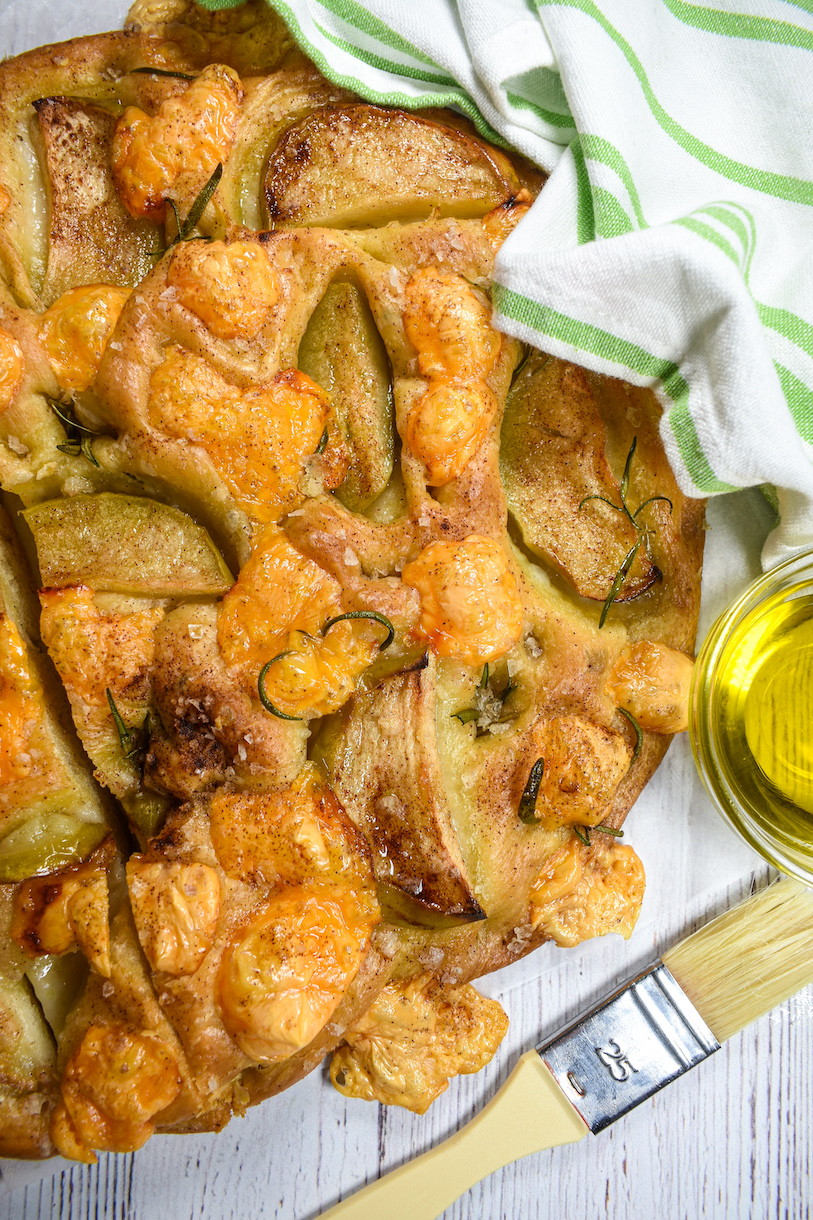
536 962 720 1133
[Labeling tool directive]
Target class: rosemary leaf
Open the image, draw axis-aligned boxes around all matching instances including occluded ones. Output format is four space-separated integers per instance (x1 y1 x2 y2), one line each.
599 539 641 629
451 707 480 725
130 66 196 80
48 399 99 436
578 494 623 513
510 345 531 386
617 706 643 761
56 443 82 458
518 758 545 824
595 824 624 838
257 654 303 721
500 678 517 703
160 164 223 256
321 611 395 651
620 437 637 504
573 824 591 846
479 663 489 689
106 688 137 757
314 427 328 455
633 494 673 521
81 437 100 467
181 163 222 237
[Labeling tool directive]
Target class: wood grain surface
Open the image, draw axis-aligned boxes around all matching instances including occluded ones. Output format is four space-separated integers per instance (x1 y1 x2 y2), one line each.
2 913 810 1220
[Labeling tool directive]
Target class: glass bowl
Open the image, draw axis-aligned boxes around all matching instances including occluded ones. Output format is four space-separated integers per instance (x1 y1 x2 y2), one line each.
690 548 813 886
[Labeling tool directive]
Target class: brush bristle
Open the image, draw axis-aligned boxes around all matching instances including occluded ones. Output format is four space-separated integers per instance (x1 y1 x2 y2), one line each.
662 877 813 1043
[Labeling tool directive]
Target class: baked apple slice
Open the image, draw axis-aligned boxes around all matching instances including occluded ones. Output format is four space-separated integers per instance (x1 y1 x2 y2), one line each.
501 352 661 605
298 278 394 512
264 104 520 228
33 97 159 306
320 657 486 924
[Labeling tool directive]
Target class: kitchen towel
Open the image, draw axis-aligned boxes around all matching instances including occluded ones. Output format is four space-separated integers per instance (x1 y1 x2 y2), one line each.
200 0 813 567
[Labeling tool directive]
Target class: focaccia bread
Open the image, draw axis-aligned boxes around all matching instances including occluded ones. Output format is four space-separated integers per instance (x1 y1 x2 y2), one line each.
0 0 704 1159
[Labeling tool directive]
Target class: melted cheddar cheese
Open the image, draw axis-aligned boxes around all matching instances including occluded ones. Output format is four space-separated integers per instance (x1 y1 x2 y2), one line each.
529 839 645 947
38 284 130 392
402 269 502 485
127 860 222 976
219 881 376 1063
606 640 694 734
148 348 344 523
0 613 59 806
112 65 243 221
167 240 280 340
217 526 379 716
330 974 508 1114
402 534 523 664
54 1024 182 1157
0 326 23 413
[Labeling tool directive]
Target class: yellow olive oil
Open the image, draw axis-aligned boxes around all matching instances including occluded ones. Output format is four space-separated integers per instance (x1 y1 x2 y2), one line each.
704 583 813 857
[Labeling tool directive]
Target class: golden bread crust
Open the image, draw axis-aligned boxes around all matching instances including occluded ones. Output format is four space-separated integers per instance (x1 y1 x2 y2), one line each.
0 0 704 1157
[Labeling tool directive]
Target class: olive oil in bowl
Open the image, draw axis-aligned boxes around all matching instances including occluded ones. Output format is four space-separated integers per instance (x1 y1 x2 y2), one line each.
691 552 813 883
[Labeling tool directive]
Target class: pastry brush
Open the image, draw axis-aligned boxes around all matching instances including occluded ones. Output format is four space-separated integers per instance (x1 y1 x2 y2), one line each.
319 876 813 1220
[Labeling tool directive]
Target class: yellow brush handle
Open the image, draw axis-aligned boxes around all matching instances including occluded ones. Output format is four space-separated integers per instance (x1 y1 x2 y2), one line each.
319 1052 588 1220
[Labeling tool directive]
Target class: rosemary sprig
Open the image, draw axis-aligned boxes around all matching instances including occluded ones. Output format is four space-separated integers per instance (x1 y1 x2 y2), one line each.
518 758 545 824
106 688 137 758
257 653 303 721
151 163 223 257
510 345 531 386
617 706 643 762
573 822 625 847
56 437 100 467
130 66 196 80
321 611 395 651
49 398 100 437
578 437 673 627
51 398 103 467
598 542 640 629
451 664 516 730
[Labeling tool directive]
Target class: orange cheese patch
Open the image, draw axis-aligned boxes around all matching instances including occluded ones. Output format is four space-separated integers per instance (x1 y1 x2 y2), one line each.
219 881 377 1063
402 534 523 664
403 269 500 382
54 1024 182 1156
167 240 280 340
217 527 379 717
38 284 130 392
402 269 502 486
112 64 243 221
0 326 23 414
148 348 340 523
0 613 52 797
39 586 162 708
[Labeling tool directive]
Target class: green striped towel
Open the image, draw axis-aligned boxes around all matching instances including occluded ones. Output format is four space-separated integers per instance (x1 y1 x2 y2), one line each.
203 0 813 566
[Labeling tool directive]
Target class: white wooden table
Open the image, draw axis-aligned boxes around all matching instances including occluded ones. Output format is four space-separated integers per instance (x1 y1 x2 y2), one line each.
0 1 810 1212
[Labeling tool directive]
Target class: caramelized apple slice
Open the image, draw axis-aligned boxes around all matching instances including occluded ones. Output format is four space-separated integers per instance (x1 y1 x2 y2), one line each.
33 97 158 306
265 104 519 228
298 279 394 512
501 353 659 603
25 493 233 596
0 959 58 1156
0 503 111 849
320 658 485 922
